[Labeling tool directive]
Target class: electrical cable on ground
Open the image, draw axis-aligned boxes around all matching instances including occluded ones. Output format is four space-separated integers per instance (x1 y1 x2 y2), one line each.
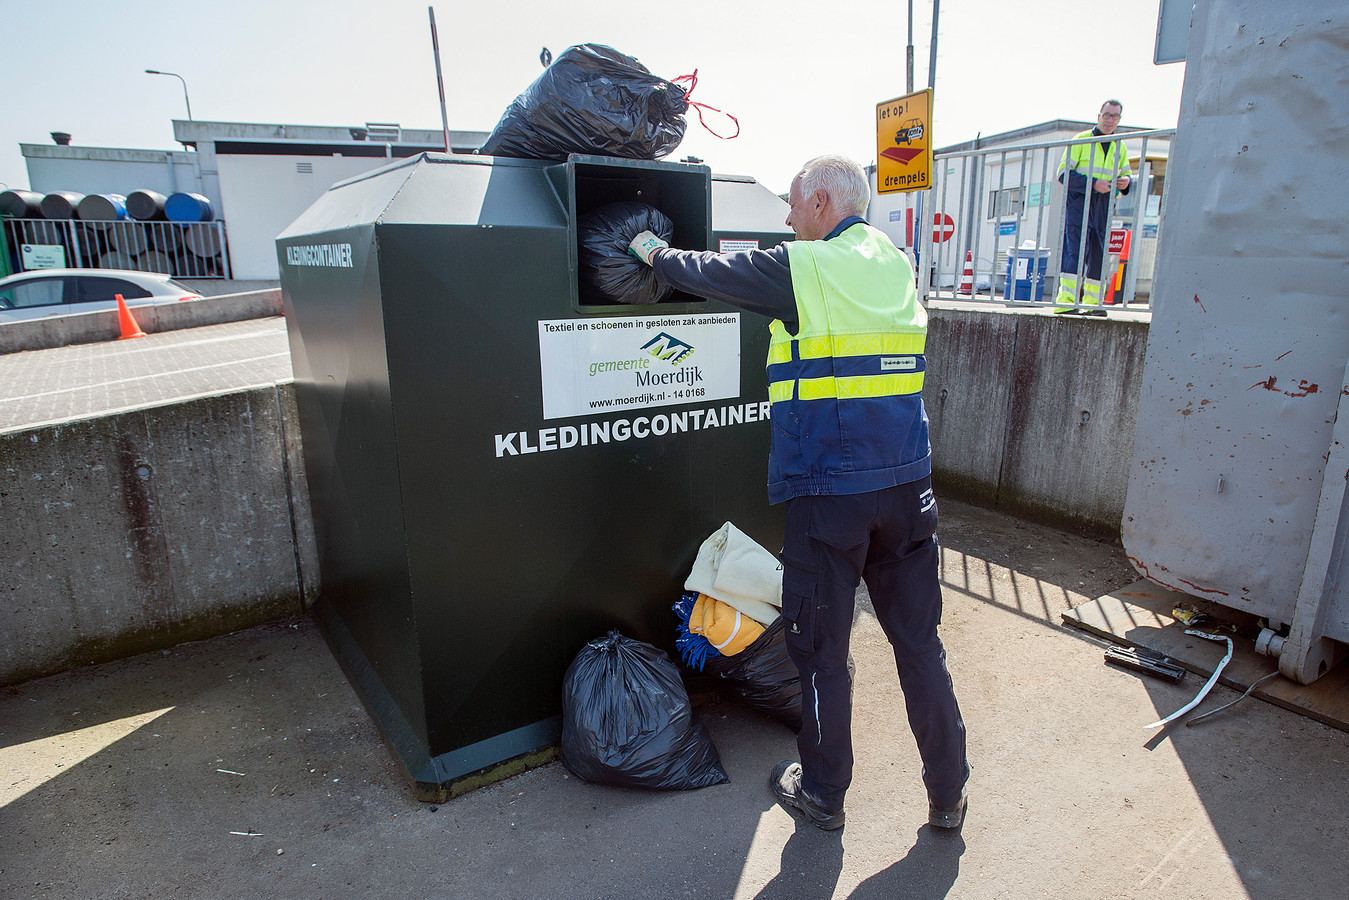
1143 630 1234 728
1184 671 1281 727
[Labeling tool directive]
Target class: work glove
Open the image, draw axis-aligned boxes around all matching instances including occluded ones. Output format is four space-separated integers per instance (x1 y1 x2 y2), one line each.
628 231 669 266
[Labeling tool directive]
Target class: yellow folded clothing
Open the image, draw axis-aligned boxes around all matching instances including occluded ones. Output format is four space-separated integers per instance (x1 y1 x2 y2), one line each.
689 593 764 656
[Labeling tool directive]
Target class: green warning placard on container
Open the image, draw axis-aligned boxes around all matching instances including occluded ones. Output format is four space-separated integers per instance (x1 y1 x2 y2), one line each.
876 89 932 194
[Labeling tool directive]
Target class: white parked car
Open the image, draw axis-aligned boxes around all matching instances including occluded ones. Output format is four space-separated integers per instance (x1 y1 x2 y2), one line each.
0 269 202 324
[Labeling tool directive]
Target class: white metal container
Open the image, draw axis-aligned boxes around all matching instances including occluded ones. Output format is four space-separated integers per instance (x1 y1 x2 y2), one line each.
1122 0 1349 683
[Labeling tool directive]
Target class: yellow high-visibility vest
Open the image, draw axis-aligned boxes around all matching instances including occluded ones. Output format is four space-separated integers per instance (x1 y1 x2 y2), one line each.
764 221 931 502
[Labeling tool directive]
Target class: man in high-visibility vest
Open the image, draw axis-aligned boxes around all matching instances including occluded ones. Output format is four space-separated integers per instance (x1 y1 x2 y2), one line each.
1056 100 1133 313
628 155 969 832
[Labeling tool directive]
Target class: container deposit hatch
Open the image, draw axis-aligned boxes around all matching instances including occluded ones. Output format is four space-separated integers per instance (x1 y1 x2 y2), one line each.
277 152 793 798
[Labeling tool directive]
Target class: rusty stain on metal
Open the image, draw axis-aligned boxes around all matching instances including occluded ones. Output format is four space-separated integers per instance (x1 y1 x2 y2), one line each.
1178 578 1230 596
1127 556 1174 580
1289 380 1319 398
1276 349 1293 360
1194 294 1207 312
1248 376 1321 398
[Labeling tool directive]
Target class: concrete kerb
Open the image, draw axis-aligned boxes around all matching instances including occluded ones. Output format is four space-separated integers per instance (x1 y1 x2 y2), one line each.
0 382 319 687
0 288 284 355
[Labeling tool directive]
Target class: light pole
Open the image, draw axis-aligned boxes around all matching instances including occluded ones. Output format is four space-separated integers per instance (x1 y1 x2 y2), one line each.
144 69 193 120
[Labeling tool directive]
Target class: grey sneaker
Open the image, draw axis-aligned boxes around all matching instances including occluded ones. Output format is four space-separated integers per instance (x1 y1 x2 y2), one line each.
770 760 845 831
928 792 967 829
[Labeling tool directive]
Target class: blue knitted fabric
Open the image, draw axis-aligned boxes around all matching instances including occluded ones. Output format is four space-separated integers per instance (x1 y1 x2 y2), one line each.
673 591 720 671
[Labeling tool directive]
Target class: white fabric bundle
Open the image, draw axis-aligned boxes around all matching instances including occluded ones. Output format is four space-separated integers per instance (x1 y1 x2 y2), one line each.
684 521 783 626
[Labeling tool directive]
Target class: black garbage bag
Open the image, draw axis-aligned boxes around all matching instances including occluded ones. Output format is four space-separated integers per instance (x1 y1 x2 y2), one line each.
579 201 674 305
561 630 729 790
702 617 802 731
479 44 689 161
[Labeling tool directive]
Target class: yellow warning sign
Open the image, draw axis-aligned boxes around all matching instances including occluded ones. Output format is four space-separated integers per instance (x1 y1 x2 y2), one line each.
876 89 932 194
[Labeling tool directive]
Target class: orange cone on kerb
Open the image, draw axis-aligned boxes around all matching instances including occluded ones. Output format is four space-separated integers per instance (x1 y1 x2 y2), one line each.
115 293 147 340
958 251 974 295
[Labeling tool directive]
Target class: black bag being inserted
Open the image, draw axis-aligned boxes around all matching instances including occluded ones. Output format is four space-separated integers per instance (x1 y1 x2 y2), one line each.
702 617 803 731
479 44 689 161
579 201 674 305
561 630 729 790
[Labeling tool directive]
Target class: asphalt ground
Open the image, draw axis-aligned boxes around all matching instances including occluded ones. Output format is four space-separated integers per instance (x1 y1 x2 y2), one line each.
3 498 1345 900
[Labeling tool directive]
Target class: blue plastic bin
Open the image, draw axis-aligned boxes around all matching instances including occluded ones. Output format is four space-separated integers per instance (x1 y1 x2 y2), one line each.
1002 247 1050 302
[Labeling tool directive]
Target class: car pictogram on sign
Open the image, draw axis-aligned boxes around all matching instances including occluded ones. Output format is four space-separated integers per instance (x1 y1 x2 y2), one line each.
895 119 924 145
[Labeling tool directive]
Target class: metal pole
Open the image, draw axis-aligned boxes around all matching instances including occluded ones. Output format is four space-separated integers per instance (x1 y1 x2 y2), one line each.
1074 132 1095 310
928 0 940 89
906 0 915 94
428 7 453 153
970 157 986 298
948 155 968 296
1123 137 1149 307
988 149 1009 300
145 70 192 120
67 220 81 270
1033 147 1050 303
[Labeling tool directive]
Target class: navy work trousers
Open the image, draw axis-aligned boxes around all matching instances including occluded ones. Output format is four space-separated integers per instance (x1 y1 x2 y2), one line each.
779 477 968 811
1060 190 1109 281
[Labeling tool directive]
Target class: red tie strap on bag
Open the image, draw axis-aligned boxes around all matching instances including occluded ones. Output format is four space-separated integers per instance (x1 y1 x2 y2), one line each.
672 70 742 141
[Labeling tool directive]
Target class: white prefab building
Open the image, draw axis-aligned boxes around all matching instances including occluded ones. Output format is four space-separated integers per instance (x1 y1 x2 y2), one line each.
19 121 489 280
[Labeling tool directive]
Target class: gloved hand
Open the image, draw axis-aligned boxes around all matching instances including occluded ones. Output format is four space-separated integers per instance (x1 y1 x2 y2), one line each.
628 231 669 266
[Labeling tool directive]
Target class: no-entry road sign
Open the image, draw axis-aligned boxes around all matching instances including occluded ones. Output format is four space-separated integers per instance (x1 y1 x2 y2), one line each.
933 213 955 243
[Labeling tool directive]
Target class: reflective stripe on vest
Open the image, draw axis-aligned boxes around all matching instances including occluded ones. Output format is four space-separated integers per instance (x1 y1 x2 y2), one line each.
1058 129 1131 182
768 223 926 404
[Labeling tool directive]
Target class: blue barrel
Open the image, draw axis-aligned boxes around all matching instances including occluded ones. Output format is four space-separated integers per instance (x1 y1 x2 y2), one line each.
77 193 128 222
40 191 85 219
165 192 214 223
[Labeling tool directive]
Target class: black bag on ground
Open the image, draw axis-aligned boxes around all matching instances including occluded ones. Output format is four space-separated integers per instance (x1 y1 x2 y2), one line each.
561 630 729 790
702 617 802 731
479 44 689 161
579 201 674 305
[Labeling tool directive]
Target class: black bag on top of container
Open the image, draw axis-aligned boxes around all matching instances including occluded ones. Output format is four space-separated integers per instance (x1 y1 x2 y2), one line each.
578 201 674 305
561 630 729 790
479 44 689 161
701 616 803 731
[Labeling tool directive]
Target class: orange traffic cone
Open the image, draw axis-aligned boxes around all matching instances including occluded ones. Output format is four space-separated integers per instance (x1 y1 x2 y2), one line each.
958 251 974 295
115 293 147 340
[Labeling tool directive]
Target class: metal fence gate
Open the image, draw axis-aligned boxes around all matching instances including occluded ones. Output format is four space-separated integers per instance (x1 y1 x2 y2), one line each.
2 218 231 279
915 127 1173 312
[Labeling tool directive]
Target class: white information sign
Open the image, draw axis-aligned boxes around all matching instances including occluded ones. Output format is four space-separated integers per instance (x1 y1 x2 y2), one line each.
718 239 759 253
21 244 67 269
538 313 741 420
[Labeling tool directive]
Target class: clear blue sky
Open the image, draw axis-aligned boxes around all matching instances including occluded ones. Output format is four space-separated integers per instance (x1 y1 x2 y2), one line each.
1 0 1185 198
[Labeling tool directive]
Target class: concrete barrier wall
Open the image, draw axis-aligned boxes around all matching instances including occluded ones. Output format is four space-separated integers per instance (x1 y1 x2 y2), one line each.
0 383 318 686
0 305 1146 685
0 288 284 355
925 307 1149 537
